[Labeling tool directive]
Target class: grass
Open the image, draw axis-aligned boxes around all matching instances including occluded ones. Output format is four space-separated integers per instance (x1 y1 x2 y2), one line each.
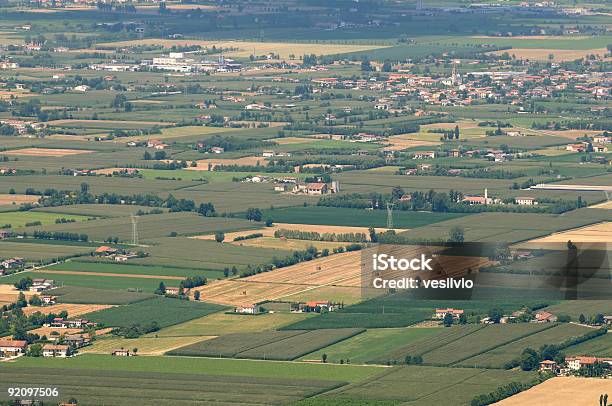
0 240 91 261
85 297 226 328
563 332 612 357
0 211 90 228
300 327 442 364
259 206 469 228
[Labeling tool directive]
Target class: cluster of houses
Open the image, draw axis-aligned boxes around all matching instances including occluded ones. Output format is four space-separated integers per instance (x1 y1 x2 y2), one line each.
29 278 56 292
91 53 242 74
0 257 24 275
234 300 339 315
539 356 612 376
95 246 140 262
290 181 340 196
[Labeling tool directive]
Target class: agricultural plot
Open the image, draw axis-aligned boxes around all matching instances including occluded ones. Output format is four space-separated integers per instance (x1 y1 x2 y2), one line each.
33 204 167 218
0 194 39 205
49 286 156 305
563 332 612 357
169 328 365 361
0 211 90 228
0 240 91 261
20 212 256 242
326 365 538 406
458 323 593 368
21 303 113 317
85 297 226 329
301 327 442 364
0 366 347 406
539 300 612 319
497 377 610 406
257 206 468 228
85 335 214 356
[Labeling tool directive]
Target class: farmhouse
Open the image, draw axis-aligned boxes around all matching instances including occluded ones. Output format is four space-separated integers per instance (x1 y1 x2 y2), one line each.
293 301 337 313
566 143 586 152
434 308 464 319
165 287 183 296
65 334 91 348
566 356 612 370
534 311 558 323
42 344 70 358
41 295 57 305
234 304 260 314
538 360 559 373
515 196 537 205
0 339 28 357
1 257 24 269
112 349 133 356
412 151 436 159
95 246 118 256
30 278 55 292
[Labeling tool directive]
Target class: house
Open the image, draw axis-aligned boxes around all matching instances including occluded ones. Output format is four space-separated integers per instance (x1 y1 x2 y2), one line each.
534 311 558 323
539 360 559 373
566 143 586 152
41 295 57 305
1 257 24 269
0 339 27 357
42 344 69 358
73 85 90 92
592 135 611 144
302 301 336 313
165 287 183 296
413 151 436 159
65 334 91 348
234 304 259 314
515 197 537 205
211 147 224 154
593 144 608 153
30 278 54 292
95 246 118 256
447 149 461 158
305 183 328 195
112 349 132 356
262 151 276 157
566 356 597 370
604 315 612 326
434 308 464 319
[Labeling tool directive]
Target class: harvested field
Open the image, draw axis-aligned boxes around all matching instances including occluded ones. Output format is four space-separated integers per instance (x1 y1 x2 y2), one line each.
195 251 363 306
22 303 114 317
0 285 36 303
491 48 608 61
188 156 267 170
0 194 40 205
518 221 611 247
384 136 440 151
496 377 610 405
271 137 324 145
28 326 83 337
192 222 401 242
36 269 185 280
1 148 95 157
590 201 612 209
97 39 389 59
84 335 215 355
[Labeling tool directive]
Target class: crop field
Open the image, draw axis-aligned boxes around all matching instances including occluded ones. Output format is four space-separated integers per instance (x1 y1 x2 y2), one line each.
497 377 611 406
0 270 183 292
257 206 468 228
0 194 40 205
33 204 169 217
0 211 90 228
20 212 256 242
301 327 442 364
49 286 156 305
96 39 390 59
538 300 612 319
21 302 113 317
522 221 612 245
169 328 365 361
458 323 593 368
326 366 538 405
195 250 363 306
85 297 226 329
0 240 91 261
46 260 226 280
0 365 347 406
153 311 313 337
563 332 612 357
1 148 95 157
85 335 215 356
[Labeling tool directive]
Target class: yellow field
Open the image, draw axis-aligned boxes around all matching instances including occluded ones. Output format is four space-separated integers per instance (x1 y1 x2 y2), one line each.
83 335 214 355
271 137 325 145
496 377 611 405
22 303 114 317
280 285 365 305
515 222 611 250
590 201 612 209
0 194 40 205
96 39 389 59
28 326 83 337
2 148 94 157
491 48 608 61
0 285 36 303
116 125 235 142
233 236 346 251
47 119 169 127
150 311 311 337
192 222 401 242
384 136 440 151
188 156 267 170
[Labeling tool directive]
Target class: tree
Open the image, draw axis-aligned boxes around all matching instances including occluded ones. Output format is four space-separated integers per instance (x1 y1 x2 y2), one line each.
520 347 540 371
579 313 586 324
368 227 378 243
454 125 460 140
16 292 28 308
360 57 372 72
382 60 392 72
194 291 201 301
443 312 454 327
391 186 405 201
458 313 468 325
448 226 464 243
27 343 43 357
215 232 225 243
404 355 412 364
143 151 152 160
245 207 262 222
155 281 166 295
80 182 89 194
322 353 328 363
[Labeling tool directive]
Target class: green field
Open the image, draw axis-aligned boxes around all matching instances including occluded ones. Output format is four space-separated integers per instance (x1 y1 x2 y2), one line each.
301 327 443 364
169 328 365 361
0 211 91 228
85 297 227 329
563 332 612 357
46 260 226 279
49 286 156 305
0 240 91 261
258 206 469 228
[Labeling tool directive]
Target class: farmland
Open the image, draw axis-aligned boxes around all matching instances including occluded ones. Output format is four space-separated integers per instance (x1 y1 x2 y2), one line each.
0 1 610 404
